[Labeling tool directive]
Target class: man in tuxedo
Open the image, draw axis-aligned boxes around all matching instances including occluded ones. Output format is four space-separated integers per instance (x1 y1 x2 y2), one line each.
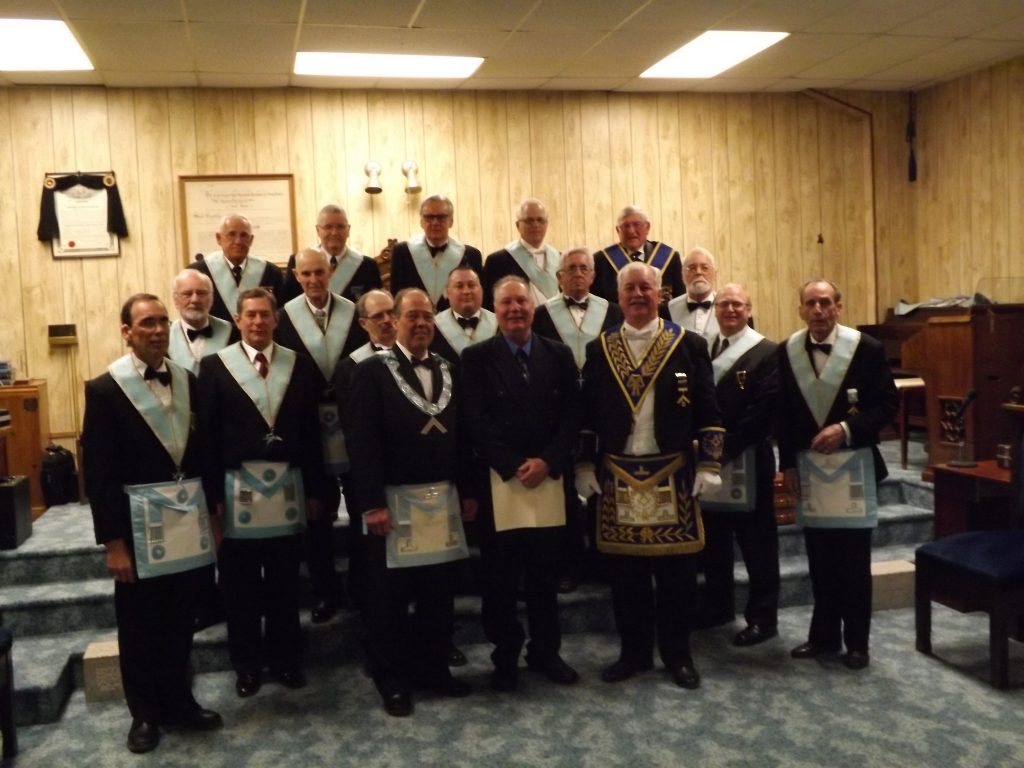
83 294 221 754
698 283 781 646
430 265 497 365
482 198 561 310
187 213 283 322
665 247 719 341
532 246 624 592
198 288 326 698
346 288 473 716
275 248 363 623
461 276 583 692
778 279 897 671
167 268 237 374
592 206 684 304
332 289 398 611
577 262 723 689
388 194 483 311
279 204 382 304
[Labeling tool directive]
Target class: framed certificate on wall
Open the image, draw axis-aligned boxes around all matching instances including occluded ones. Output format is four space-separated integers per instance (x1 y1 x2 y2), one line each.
179 174 297 266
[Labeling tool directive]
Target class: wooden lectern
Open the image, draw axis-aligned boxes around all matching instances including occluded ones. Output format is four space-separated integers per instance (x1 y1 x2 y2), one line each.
901 305 1024 468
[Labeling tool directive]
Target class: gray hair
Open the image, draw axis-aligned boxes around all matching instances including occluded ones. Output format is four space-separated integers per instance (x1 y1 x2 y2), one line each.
616 205 649 226
558 246 594 271
172 268 213 294
616 261 661 291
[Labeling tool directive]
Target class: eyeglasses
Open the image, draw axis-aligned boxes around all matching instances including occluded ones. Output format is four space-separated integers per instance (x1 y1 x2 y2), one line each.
561 264 591 274
715 301 749 310
317 224 350 232
176 290 211 298
617 220 648 230
684 264 714 273
518 217 547 226
363 309 396 322
421 213 450 223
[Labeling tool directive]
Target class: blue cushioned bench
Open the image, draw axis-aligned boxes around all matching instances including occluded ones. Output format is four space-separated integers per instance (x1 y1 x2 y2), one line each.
915 530 1024 689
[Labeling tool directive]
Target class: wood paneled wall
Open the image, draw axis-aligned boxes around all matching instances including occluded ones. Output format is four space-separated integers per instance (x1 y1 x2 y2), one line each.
0 80 937 447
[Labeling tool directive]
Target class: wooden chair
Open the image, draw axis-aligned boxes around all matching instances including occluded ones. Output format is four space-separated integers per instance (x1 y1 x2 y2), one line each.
915 530 1024 688
0 626 16 758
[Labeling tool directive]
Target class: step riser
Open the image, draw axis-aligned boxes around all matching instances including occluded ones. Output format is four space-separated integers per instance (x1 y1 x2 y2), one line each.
0 551 106 586
5 598 116 638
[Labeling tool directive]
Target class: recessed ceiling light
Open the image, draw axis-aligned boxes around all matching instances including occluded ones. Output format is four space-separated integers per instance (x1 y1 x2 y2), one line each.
641 31 788 79
0 19 93 71
295 52 484 79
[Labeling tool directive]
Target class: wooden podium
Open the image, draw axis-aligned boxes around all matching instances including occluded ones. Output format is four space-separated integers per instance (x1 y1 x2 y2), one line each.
0 380 51 515
901 305 1024 468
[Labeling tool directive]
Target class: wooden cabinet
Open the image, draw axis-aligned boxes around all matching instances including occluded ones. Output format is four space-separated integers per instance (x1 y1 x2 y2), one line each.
0 380 51 514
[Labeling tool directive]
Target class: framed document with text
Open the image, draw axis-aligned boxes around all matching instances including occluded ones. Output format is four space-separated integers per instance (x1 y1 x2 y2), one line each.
179 174 297 266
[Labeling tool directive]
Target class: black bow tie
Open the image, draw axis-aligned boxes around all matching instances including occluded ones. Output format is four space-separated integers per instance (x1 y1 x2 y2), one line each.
807 340 832 355
186 325 213 341
144 367 172 386
428 244 448 258
688 300 712 311
456 315 479 330
565 297 588 310
411 356 436 370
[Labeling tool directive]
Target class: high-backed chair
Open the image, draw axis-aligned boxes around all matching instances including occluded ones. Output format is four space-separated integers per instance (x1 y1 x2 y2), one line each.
0 625 16 758
915 530 1024 688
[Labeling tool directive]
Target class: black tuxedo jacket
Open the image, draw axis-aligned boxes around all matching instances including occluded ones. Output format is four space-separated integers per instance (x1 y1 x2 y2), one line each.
461 333 581 481
346 349 465 514
532 300 624 344
582 327 721 456
480 248 554 311
197 345 327 506
388 240 483 311
714 336 779 499
187 257 284 323
273 299 365 391
591 240 684 304
279 252 382 305
83 370 203 545
776 331 898 482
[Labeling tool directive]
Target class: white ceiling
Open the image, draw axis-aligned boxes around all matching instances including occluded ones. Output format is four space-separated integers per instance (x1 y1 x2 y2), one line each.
3 0 1024 92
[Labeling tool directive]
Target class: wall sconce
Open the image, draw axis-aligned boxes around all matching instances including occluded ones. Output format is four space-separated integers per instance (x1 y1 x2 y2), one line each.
364 161 382 194
402 161 422 194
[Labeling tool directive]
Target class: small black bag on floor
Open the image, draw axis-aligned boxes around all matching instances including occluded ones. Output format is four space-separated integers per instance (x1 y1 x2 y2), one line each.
40 444 78 506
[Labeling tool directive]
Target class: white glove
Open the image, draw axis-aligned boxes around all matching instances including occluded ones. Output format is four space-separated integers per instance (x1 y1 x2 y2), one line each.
574 468 601 499
691 471 722 498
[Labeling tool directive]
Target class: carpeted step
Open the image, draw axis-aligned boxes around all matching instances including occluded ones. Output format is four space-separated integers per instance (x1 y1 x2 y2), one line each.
1 578 115 637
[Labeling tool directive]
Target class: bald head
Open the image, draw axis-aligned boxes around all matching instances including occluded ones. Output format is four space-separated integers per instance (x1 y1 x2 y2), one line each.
714 282 752 337
293 248 332 308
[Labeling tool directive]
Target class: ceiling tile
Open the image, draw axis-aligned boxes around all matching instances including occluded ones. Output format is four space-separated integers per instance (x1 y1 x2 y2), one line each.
71 21 192 71
190 22 296 74
298 25 506 56
184 0 303 23
726 33 872 78
301 0 420 27
802 0 950 34
459 76 550 90
971 13 1024 40
760 77 856 92
622 0 750 31
540 77 630 90
520 0 648 32
875 37 1024 81
709 0 853 32
889 0 1024 37
6 70 104 85
60 0 182 22
795 35 951 79
841 77 923 90
415 0 538 31
0 0 62 19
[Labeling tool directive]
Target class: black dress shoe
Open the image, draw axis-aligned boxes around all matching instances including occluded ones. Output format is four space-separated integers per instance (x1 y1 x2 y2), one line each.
670 663 701 690
733 624 778 647
431 676 473 698
447 643 468 667
179 706 223 731
790 642 840 659
235 672 262 698
600 659 654 683
526 654 579 685
127 720 160 754
276 667 307 689
842 650 870 670
383 691 413 717
311 598 337 624
490 665 519 692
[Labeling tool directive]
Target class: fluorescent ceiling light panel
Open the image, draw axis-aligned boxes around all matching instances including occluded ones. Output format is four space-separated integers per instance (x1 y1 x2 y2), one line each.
295 52 484 79
641 31 788 79
0 19 93 71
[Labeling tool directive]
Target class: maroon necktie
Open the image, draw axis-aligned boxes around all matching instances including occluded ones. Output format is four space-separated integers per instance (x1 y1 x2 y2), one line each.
255 352 268 378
